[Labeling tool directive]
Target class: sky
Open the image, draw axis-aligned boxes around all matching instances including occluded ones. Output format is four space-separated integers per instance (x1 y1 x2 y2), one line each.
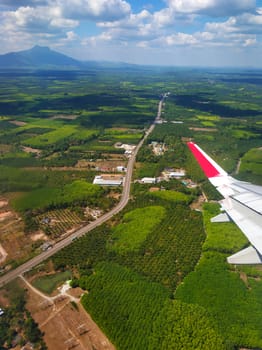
0 0 262 67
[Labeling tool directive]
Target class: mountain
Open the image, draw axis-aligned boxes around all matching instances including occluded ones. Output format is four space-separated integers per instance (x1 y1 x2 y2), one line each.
0 45 82 69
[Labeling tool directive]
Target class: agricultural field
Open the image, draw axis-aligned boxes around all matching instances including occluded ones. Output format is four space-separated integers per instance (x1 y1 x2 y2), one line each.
108 206 166 253
0 69 161 271
238 147 262 184
0 68 262 350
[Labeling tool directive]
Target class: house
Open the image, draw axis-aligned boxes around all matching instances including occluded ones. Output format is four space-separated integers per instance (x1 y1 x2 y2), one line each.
141 177 157 184
168 171 185 178
116 166 127 172
93 175 124 186
162 169 186 180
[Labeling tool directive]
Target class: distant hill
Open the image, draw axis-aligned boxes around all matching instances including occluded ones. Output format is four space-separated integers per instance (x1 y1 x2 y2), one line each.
0 46 144 71
0 45 82 69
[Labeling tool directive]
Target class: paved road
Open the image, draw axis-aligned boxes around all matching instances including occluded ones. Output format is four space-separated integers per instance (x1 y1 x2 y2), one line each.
0 97 164 288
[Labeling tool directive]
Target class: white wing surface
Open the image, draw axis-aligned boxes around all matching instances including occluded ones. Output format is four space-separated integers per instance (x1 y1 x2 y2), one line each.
188 142 262 264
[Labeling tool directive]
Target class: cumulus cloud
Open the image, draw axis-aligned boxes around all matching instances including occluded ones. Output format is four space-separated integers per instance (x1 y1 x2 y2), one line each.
166 0 256 17
0 0 48 8
0 0 261 66
206 12 262 35
1 6 78 34
58 0 131 21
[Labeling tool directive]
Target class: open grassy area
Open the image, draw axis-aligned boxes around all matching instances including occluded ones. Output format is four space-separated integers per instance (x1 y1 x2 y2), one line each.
12 180 104 212
22 125 78 147
32 271 72 294
149 190 191 203
108 206 166 253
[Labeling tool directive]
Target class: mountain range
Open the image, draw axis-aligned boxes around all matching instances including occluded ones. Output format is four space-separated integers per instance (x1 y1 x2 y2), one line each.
0 45 83 69
0 45 139 70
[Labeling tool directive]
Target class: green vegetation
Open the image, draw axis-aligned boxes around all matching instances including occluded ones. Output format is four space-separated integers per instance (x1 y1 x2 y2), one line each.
36 208 84 238
81 262 170 350
202 203 248 253
32 271 71 294
0 68 262 349
109 206 166 253
0 281 46 349
149 190 191 203
12 180 104 212
239 147 262 184
0 166 95 192
150 300 226 350
175 203 262 349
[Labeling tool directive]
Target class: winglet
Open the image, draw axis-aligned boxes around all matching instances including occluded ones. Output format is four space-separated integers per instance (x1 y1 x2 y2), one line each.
187 142 227 179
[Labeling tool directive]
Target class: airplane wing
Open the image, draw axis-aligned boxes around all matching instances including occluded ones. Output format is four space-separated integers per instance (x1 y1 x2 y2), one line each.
187 141 262 264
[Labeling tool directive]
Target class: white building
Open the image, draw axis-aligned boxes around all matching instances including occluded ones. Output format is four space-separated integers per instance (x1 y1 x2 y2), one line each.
168 171 185 178
93 175 124 186
116 166 127 172
141 177 157 184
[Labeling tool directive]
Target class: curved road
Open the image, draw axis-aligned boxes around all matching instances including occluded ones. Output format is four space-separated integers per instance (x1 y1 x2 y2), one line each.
0 97 164 287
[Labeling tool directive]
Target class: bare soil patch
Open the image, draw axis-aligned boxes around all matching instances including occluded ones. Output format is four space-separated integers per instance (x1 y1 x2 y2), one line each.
24 280 115 350
30 231 48 242
76 158 126 169
149 187 160 192
239 272 249 287
0 195 35 267
21 146 42 156
0 211 13 222
50 114 78 120
190 195 206 210
189 127 217 132
0 200 8 208
0 244 8 263
9 120 27 126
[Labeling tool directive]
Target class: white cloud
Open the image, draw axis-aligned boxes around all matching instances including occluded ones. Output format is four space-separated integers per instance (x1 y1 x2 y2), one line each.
0 0 48 8
206 12 262 35
58 0 131 21
0 0 261 67
1 6 78 34
165 32 198 45
166 0 256 17
243 38 257 46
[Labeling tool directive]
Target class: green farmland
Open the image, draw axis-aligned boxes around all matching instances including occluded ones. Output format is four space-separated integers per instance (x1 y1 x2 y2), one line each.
0 67 262 350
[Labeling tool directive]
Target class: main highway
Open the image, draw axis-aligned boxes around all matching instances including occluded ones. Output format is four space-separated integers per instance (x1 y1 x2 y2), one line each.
0 97 164 287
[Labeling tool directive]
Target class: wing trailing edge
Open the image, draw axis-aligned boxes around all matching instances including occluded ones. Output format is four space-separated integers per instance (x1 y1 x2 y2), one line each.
187 141 262 265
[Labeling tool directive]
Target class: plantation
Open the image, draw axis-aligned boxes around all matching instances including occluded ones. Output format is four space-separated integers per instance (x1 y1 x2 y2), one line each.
149 300 226 350
12 180 104 212
108 206 166 253
239 147 262 184
0 67 262 349
81 262 170 350
175 204 262 349
36 208 85 238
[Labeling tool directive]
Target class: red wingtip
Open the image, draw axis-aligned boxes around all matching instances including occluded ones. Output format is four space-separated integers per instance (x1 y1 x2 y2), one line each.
187 142 220 178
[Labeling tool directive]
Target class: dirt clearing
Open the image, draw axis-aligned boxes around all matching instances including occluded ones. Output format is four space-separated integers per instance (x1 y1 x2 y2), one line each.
24 279 115 350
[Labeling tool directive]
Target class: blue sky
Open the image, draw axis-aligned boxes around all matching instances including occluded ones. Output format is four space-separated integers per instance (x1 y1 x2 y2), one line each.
0 0 262 67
